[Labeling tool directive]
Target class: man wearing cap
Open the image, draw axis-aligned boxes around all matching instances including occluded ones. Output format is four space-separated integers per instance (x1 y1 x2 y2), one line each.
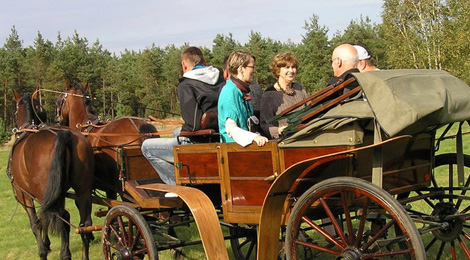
354 45 379 72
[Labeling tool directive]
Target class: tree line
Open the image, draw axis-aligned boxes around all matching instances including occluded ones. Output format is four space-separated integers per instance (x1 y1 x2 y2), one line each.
1 0 469 143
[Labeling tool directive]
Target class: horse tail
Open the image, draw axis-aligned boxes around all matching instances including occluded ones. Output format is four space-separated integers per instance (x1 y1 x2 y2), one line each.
41 130 73 237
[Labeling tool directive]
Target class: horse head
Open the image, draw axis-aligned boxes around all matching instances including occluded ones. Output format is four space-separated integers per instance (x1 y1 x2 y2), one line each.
57 81 98 129
14 90 47 129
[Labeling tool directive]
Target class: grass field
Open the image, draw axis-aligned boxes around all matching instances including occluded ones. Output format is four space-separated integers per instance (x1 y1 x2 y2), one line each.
1 123 469 259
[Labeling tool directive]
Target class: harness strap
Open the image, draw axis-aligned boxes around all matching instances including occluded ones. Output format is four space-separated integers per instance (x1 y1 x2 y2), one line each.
80 131 173 137
148 115 184 125
10 181 38 209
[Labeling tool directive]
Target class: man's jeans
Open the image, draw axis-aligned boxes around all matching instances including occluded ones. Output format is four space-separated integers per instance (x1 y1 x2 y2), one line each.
141 128 190 185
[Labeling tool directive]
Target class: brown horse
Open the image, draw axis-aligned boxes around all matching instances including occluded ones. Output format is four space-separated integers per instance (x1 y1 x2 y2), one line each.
56 82 157 199
10 91 95 260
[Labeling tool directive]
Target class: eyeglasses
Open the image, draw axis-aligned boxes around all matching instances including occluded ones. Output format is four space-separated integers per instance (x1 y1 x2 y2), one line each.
331 57 339 63
245 65 255 69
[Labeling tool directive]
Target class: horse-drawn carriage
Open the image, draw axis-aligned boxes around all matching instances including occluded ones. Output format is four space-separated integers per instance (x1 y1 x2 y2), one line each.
9 69 470 260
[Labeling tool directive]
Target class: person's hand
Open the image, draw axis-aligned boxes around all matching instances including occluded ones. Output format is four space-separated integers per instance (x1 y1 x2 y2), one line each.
278 126 287 135
253 135 268 147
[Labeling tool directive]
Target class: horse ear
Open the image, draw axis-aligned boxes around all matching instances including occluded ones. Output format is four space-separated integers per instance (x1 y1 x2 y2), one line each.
83 82 88 91
13 90 21 102
65 78 71 90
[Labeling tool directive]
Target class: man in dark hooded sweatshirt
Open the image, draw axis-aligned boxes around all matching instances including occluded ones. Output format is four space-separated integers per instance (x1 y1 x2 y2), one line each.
142 46 223 186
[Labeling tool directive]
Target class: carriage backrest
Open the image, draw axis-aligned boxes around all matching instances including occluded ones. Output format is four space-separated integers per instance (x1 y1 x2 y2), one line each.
178 111 219 142
200 111 218 130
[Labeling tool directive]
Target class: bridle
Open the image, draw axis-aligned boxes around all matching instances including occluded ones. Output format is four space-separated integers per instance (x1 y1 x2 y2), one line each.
54 87 91 125
14 91 46 129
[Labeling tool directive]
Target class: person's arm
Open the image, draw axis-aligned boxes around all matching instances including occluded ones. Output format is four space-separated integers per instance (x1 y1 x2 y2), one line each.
225 118 267 147
260 93 280 139
177 81 198 131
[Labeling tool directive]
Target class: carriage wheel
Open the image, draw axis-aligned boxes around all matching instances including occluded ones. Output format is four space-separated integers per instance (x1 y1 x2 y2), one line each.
229 224 258 260
102 205 158 260
406 153 470 259
285 177 425 260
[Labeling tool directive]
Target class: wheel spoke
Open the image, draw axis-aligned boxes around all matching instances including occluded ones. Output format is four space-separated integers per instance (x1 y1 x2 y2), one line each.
458 236 470 258
294 239 341 256
459 205 470 216
244 241 255 260
340 191 354 245
450 241 457 260
355 196 370 247
301 215 344 250
117 215 128 247
463 230 470 241
436 241 445 260
425 237 438 251
130 226 143 253
319 197 348 247
417 190 437 209
360 219 395 252
455 173 470 208
127 219 134 248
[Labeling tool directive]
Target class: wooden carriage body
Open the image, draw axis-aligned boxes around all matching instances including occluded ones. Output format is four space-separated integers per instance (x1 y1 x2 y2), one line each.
171 131 433 225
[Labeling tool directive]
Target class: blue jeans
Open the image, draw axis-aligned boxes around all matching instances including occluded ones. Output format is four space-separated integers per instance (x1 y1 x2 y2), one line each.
141 128 190 185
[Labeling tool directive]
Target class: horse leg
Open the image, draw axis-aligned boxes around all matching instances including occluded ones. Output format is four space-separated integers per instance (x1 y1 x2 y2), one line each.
42 222 51 257
74 196 93 260
22 197 50 260
58 209 72 260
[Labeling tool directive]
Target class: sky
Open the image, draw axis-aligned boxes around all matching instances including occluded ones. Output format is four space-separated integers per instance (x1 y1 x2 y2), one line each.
1 0 384 55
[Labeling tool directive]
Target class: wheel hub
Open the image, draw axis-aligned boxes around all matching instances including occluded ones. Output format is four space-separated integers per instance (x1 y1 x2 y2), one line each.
431 202 463 242
337 247 363 260
111 247 132 260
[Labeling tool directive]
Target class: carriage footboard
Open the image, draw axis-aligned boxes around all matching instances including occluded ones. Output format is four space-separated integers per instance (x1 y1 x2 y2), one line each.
137 183 229 260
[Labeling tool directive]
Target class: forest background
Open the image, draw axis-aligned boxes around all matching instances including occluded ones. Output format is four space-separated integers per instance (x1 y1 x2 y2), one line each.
1 0 469 143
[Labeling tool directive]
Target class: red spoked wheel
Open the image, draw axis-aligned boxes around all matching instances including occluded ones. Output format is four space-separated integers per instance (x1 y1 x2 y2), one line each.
102 205 158 260
285 177 425 260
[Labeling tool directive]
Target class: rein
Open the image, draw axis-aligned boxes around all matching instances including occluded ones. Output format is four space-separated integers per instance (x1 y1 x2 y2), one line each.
38 87 178 141
38 88 90 98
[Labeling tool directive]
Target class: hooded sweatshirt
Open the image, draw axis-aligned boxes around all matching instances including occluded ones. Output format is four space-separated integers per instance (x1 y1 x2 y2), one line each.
177 66 223 134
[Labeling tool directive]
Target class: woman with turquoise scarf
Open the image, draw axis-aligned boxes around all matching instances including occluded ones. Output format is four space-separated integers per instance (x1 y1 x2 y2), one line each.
218 50 268 147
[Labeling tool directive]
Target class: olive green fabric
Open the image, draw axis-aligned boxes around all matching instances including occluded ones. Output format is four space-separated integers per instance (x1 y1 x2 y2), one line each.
280 100 371 147
281 69 470 148
356 69 470 137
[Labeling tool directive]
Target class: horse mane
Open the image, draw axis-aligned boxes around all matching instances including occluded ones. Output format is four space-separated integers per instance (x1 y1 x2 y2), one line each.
21 94 47 124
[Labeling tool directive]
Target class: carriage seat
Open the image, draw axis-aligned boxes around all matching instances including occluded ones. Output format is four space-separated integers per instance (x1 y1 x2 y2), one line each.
178 111 219 143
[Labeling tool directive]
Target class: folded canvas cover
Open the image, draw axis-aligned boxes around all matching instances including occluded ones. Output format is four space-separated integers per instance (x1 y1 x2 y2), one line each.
281 69 470 147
